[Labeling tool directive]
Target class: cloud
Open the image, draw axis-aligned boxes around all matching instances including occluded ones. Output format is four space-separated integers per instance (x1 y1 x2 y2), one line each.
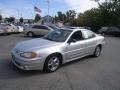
2 9 18 18
64 0 98 13
0 6 34 19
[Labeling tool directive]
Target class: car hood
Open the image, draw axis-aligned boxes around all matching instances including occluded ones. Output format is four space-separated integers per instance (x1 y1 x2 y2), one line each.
14 38 61 51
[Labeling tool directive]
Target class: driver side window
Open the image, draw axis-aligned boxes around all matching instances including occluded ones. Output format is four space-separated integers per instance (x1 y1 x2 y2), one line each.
70 31 83 42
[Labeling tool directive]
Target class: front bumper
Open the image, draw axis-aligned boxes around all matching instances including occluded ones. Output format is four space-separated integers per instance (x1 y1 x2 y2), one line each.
11 53 45 71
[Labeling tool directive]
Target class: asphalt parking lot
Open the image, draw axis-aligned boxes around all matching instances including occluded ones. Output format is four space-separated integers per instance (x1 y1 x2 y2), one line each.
0 34 120 90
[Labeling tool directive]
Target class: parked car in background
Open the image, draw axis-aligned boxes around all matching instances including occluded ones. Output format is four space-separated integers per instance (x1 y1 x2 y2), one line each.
0 24 14 35
0 23 23 34
23 24 31 30
18 26 24 33
99 27 120 36
0 24 6 35
23 25 54 37
5 24 17 33
15 24 24 33
11 29 105 72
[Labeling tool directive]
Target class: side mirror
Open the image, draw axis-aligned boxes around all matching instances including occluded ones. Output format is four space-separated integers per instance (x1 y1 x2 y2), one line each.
68 38 76 44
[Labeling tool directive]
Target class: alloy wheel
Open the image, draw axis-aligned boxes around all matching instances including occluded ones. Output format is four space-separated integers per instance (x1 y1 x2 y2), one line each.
48 56 60 71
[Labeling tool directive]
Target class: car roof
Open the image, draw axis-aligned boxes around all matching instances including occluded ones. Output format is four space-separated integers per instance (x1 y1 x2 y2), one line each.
68 27 85 29
59 28 89 32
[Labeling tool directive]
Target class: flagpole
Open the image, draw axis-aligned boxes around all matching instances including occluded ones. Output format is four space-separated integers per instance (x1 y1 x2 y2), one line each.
47 0 50 24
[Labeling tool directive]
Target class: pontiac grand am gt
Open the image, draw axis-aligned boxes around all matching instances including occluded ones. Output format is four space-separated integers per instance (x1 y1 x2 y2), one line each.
11 29 105 72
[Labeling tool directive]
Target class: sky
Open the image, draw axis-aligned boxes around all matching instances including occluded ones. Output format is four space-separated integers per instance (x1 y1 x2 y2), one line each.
0 0 101 19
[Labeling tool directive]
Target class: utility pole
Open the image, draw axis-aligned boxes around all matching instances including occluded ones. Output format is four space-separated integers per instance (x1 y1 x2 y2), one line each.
20 10 22 18
17 9 20 19
16 9 20 23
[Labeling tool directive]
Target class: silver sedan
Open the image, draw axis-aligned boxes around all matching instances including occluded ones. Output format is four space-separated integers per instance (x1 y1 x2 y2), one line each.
11 29 105 72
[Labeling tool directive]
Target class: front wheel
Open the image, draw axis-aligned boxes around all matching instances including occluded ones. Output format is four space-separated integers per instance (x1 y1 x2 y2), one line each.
44 54 61 73
93 46 102 57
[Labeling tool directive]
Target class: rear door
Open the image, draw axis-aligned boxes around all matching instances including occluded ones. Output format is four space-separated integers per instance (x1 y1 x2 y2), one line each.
31 25 40 35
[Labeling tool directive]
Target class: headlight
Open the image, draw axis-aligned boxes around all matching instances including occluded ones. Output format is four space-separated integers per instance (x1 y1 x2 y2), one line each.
20 52 37 58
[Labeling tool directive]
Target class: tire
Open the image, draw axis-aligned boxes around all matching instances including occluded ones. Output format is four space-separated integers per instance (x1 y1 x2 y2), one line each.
3 33 7 36
27 32 34 37
93 46 102 57
4 33 9 36
44 54 61 73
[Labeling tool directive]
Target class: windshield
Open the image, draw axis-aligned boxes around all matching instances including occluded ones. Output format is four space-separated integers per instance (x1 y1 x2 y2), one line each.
43 29 72 42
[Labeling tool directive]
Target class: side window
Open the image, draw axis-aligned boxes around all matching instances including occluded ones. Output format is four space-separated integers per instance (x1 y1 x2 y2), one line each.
82 30 96 39
70 31 83 42
32 25 39 29
109 27 119 31
40 26 49 30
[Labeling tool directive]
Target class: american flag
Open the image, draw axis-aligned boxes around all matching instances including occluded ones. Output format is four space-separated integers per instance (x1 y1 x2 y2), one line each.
34 6 42 13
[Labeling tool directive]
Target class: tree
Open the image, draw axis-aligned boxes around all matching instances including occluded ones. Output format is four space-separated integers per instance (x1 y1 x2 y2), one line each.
66 10 76 21
53 15 58 23
28 20 31 24
9 17 15 23
20 17 24 23
4 17 9 23
52 0 120 30
0 15 2 21
57 12 66 23
92 0 120 26
4 17 15 23
54 10 76 25
65 10 76 25
34 14 41 22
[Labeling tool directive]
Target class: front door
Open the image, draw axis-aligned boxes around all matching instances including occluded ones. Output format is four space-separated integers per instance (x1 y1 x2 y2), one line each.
64 30 97 62
65 31 86 61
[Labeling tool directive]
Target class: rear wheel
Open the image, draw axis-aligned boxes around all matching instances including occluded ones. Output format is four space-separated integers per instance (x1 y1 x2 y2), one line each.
27 32 34 37
93 46 102 57
44 54 61 73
